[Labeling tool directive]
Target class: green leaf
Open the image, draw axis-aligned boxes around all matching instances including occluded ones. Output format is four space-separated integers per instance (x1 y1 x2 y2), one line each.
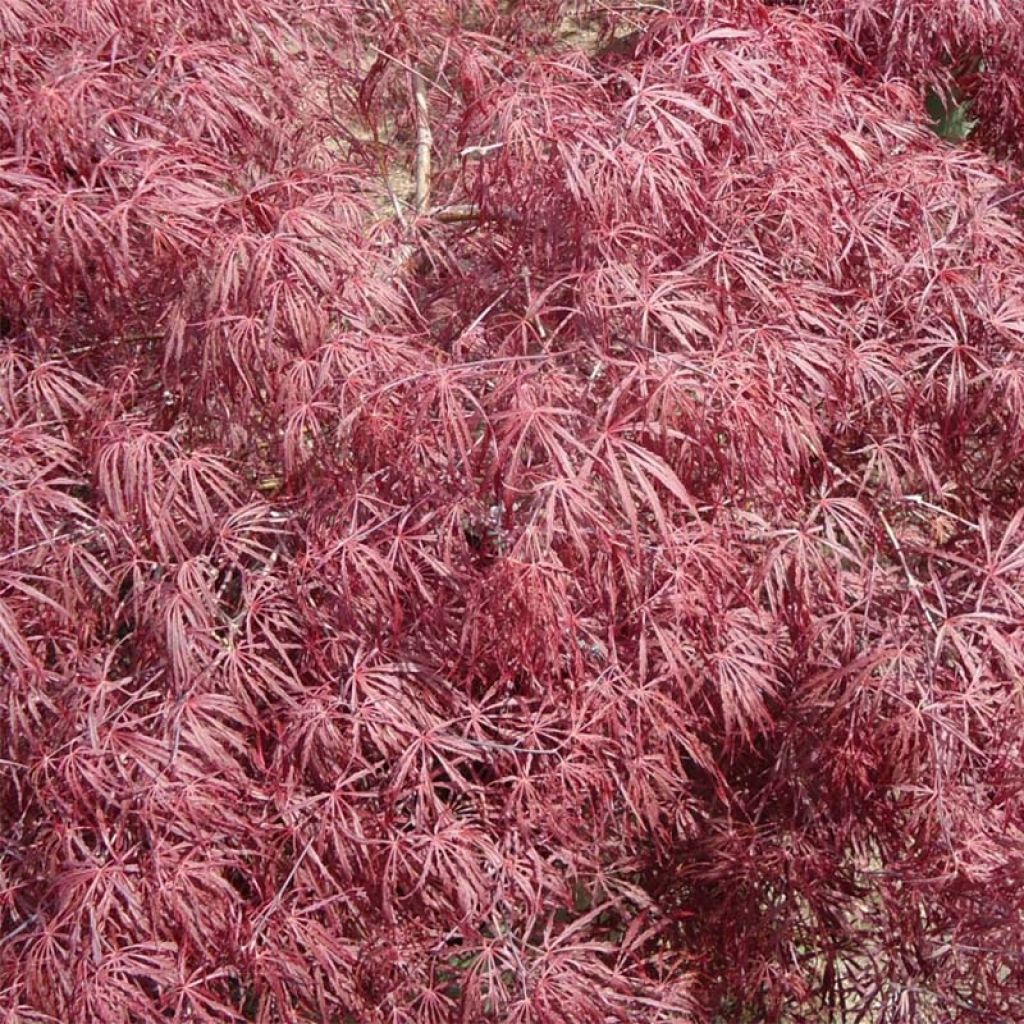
925 87 978 142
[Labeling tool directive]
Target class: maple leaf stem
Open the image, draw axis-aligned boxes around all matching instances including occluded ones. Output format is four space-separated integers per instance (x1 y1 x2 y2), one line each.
247 837 316 946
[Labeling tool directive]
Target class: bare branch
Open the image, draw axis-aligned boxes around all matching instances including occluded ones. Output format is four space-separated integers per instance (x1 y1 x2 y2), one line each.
410 65 433 216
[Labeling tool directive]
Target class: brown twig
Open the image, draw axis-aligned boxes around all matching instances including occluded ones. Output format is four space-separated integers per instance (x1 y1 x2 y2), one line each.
430 203 479 223
409 65 432 216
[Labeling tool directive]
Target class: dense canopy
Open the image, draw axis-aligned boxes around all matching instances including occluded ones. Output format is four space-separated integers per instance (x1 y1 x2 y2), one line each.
1 1 1023 1022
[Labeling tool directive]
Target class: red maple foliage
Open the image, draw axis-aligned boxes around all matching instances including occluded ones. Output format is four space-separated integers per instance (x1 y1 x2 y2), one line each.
2 1 1023 1022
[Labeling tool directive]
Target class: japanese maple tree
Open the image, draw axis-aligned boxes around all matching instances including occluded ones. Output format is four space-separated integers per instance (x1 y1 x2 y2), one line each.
1 1 1023 1022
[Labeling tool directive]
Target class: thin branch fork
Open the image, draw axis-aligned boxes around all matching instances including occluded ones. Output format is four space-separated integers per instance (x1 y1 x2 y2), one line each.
879 509 940 634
